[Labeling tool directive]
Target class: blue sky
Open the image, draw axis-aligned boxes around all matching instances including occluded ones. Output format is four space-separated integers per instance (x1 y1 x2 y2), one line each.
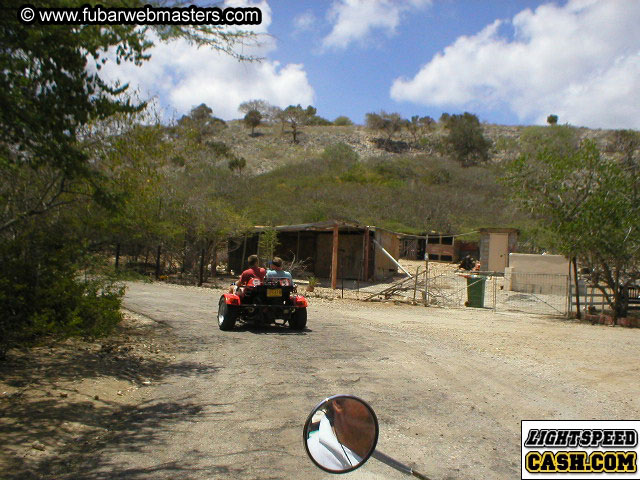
102 0 640 129
269 0 545 125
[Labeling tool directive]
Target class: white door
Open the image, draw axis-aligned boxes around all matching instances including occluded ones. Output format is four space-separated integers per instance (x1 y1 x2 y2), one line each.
488 233 509 272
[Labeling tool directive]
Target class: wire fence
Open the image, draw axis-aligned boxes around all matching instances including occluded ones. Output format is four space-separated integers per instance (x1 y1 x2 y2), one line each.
363 265 570 316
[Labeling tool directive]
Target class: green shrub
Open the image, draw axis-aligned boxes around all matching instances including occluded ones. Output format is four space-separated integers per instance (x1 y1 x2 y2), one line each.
339 163 371 184
0 234 124 358
321 143 359 168
494 136 519 154
418 136 445 153
442 112 491 166
307 115 333 126
372 157 417 180
65 279 124 338
333 116 353 126
427 167 452 185
519 125 579 157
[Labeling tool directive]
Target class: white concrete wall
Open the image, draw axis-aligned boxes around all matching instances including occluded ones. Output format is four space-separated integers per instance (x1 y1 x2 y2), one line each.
506 254 569 295
508 253 568 274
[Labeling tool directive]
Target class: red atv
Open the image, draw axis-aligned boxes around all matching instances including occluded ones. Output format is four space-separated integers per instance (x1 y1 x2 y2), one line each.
217 277 308 331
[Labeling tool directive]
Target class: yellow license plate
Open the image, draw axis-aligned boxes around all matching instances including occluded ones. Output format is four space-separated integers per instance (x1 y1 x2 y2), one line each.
267 288 282 297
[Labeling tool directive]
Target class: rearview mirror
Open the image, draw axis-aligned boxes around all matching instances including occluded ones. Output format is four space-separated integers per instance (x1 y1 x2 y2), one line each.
303 395 379 473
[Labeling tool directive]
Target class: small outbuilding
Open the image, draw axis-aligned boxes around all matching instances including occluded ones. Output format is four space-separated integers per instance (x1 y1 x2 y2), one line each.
227 221 402 287
400 233 479 263
478 228 519 273
426 234 456 262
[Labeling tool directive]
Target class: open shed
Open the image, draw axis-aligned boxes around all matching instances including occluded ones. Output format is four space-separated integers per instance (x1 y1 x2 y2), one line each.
227 221 401 286
400 233 479 263
400 234 426 260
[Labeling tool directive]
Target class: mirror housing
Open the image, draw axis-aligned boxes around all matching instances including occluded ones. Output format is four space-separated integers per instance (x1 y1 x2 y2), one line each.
303 395 379 474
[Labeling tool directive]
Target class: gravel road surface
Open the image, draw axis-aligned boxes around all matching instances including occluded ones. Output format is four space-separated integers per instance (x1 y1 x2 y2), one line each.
65 281 640 479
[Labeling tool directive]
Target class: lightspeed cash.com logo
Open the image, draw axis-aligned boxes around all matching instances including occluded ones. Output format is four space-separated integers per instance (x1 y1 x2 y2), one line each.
522 421 639 479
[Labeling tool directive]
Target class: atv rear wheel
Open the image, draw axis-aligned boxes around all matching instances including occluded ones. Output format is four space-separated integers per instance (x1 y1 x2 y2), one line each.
218 297 238 331
289 307 307 330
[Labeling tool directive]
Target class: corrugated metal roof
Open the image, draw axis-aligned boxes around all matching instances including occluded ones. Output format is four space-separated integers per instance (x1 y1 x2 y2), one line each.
254 220 371 233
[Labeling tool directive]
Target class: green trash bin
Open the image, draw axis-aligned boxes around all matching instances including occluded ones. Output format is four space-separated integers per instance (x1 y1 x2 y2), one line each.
465 275 485 308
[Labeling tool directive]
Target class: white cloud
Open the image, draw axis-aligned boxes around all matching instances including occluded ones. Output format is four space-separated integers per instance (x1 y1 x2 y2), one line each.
390 0 640 129
323 0 431 50
293 11 316 33
95 0 314 120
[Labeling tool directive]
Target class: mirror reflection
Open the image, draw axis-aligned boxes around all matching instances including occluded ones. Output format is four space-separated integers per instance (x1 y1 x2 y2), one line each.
304 395 378 473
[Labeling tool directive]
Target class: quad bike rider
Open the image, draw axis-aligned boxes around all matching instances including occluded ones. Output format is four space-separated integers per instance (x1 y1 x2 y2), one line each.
217 255 308 331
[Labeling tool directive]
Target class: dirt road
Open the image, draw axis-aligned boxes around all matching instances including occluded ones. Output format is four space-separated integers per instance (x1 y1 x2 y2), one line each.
6 281 640 479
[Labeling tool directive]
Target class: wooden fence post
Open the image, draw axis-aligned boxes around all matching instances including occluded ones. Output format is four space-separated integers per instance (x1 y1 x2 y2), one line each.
363 227 370 282
155 245 162 280
331 223 339 289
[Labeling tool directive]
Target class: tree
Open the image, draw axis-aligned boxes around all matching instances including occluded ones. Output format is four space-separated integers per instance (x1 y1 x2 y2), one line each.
0 0 259 353
442 112 491 166
173 161 250 285
504 140 640 322
365 111 404 143
307 115 332 126
244 109 262 136
333 116 353 126
177 103 227 144
263 104 283 125
273 106 286 133
547 114 559 125
405 115 434 143
406 116 421 143
1 0 258 228
238 99 281 125
282 105 316 143
258 227 279 267
239 99 269 116
419 116 435 131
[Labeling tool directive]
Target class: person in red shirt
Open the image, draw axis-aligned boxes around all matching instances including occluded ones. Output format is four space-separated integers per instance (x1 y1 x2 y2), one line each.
238 254 266 286
231 254 266 299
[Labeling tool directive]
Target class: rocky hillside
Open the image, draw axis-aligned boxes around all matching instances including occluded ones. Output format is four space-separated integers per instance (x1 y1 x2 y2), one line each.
217 120 619 173
217 123 380 173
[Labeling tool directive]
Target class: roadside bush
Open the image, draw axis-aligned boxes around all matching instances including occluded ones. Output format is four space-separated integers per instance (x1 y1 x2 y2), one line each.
0 233 124 358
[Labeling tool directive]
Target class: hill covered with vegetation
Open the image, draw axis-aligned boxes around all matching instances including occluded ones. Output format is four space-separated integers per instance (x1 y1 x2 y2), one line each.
176 107 622 238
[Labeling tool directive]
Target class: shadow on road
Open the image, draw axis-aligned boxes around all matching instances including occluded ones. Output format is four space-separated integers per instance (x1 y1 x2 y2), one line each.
0 323 229 479
234 323 312 335
2 394 244 479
